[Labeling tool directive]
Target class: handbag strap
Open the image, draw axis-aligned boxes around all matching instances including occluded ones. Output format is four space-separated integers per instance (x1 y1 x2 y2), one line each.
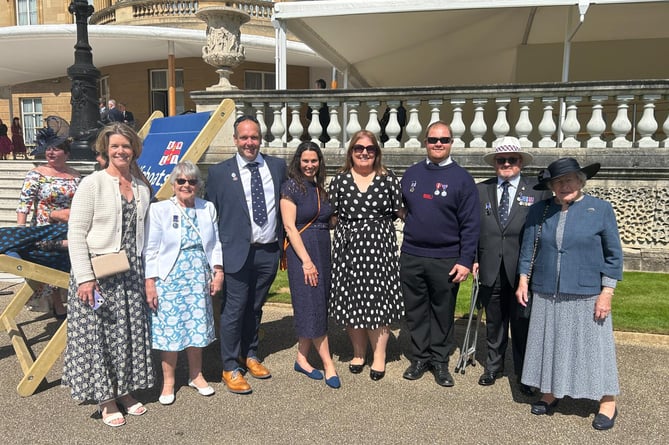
284 187 321 251
527 200 550 282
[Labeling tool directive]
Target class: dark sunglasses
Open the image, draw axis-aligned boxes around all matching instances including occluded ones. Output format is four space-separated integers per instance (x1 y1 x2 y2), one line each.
495 157 520 165
426 136 453 144
352 144 377 154
176 178 198 186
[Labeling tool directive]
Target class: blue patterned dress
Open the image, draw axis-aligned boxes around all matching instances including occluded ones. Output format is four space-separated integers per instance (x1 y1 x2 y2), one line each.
151 207 215 351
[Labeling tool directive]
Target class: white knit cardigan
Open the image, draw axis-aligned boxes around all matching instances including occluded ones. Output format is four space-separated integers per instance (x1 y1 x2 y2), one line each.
67 169 151 286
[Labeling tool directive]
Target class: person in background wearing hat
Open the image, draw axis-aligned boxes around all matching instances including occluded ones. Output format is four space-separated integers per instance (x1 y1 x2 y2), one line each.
473 137 551 394
400 121 480 387
16 127 81 318
516 157 623 431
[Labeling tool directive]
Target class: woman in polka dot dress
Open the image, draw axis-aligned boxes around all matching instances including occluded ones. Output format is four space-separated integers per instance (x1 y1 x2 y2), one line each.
328 130 403 381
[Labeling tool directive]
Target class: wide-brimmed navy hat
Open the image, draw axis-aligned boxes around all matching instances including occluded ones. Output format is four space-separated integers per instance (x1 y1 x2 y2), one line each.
31 116 70 156
534 157 600 190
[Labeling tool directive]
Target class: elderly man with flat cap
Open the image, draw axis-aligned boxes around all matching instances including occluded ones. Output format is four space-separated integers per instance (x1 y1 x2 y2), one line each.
473 136 551 395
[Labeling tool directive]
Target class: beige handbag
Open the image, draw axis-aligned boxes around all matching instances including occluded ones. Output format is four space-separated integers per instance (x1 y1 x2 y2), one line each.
91 250 130 278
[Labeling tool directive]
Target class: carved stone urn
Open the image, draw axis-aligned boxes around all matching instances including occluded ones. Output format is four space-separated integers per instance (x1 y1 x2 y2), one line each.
196 6 250 91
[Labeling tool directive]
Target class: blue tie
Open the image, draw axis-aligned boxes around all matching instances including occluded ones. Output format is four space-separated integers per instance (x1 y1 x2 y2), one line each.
498 181 510 227
247 162 267 227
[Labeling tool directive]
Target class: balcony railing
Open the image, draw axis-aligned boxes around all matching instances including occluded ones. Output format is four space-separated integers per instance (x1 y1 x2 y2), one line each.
90 0 274 25
193 80 669 152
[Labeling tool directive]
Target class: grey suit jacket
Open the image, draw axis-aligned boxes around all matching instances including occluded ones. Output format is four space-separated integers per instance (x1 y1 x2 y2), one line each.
205 153 287 274
476 175 551 287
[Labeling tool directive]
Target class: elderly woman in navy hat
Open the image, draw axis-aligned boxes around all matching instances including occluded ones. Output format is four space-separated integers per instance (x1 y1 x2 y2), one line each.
516 157 623 430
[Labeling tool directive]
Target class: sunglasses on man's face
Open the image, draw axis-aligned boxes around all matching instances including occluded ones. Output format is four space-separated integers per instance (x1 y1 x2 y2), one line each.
495 157 520 165
426 136 453 145
352 144 377 154
175 178 198 186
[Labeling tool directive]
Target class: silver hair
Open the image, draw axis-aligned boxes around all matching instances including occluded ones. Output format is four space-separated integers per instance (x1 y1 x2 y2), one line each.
169 160 202 185
548 170 587 191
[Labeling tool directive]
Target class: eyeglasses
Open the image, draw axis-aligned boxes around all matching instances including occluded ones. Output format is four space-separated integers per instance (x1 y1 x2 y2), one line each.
175 178 198 186
495 157 520 165
352 144 377 154
426 137 453 145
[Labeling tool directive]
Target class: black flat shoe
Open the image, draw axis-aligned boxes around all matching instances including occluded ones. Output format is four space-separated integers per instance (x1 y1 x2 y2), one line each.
369 369 385 381
531 398 559 415
592 408 618 430
403 360 431 380
519 384 535 396
348 362 365 374
433 363 454 387
478 370 503 386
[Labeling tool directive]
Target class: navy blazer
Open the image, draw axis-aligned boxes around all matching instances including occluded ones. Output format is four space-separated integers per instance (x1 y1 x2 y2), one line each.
476 175 551 287
518 195 623 296
205 153 287 274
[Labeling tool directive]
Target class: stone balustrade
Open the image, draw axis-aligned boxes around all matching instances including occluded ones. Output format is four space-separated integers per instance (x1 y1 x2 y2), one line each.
192 80 669 152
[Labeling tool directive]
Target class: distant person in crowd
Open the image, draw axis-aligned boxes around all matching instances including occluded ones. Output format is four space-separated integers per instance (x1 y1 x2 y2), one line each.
11 117 27 159
473 137 550 394
305 78 330 144
516 158 623 431
63 123 154 428
145 161 223 405
16 127 81 318
118 102 136 129
328 130 403 382
107 99 124 123
379 101 407 145
0 118 12 160
205 115 287 394
280 141 340 389
99 98 109 124
400 121 479 388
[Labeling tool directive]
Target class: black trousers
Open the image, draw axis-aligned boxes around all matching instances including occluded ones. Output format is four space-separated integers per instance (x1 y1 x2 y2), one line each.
400 253 459 364
479 263 529 376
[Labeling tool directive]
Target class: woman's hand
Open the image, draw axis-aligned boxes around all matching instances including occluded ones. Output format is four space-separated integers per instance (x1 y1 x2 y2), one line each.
302 261 319 287
77 280 97 307
594 288 613 320
145 278 158 310
516 275 529 307
210 269 224 296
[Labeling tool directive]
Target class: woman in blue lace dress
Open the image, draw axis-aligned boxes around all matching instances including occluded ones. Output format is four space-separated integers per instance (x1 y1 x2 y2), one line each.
280 142 339 389
145 161 224 405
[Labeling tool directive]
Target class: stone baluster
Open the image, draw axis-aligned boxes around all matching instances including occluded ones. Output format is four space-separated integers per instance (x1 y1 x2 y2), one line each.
450 99 465 148
538 97 558 148
365 101 382 140
637 94 661 148
307 101 323 145
252 102 267 147
611 95 633 148
383 100 402 148
404 99 422 148
515 97 534 148
492 98 511 144
470 99 487 148
286 102 303 148
561 97 581 148
325 101 342 148
428 99 443 126
662 111 669 148
268 103 285 148
345 101 362 147
585 95 608 148
235 103 245 120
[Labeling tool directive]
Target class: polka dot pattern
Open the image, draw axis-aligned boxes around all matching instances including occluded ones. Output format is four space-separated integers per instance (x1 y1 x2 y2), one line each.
247 162 268 226
328 171 404 329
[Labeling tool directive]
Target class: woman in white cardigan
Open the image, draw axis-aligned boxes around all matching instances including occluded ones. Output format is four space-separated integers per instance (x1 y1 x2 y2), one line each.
144 161 224 406
64 123 154 428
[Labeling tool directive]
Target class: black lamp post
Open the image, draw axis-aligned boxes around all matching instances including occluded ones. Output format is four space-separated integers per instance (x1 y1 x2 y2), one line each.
67 0 100 161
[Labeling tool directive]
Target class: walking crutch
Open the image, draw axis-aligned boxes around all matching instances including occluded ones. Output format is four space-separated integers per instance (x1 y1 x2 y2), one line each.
454 272 481 374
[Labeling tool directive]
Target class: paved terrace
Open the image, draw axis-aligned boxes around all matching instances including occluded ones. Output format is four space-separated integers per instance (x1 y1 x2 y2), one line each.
0 284 667 445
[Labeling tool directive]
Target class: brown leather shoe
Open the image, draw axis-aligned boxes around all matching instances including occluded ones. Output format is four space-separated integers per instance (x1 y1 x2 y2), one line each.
222 369 252 394
245 357 271 379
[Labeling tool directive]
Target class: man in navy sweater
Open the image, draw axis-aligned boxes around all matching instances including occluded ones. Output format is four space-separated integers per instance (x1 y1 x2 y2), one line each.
400 121 480 387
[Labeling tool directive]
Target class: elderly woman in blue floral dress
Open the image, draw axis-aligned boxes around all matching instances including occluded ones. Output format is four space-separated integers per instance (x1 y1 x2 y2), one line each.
144 161 224 406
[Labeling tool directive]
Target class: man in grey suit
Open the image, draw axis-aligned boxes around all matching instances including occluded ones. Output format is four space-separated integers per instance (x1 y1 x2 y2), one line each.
206 115 287 394
473 137 551 395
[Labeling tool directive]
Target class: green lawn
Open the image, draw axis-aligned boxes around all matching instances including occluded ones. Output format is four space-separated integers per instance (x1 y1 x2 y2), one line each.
269 270 669 335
